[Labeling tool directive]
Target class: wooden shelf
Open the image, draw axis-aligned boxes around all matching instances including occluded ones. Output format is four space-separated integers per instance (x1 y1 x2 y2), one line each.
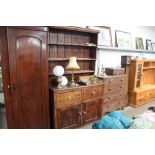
135 84 155 92
49 26 99 33
49 70 95 76
48 43 97 47
143 66 155 70
48 58 96 61
98 46 155 54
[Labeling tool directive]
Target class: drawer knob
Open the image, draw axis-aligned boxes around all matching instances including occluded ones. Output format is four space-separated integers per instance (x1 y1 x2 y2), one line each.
120 93 122 96
92 91 96 94
83 111 86 115
109 81 112 83
108 96 111 99
121 79 123 81
109 88 111 91
68 96 72 99
120 86 123 89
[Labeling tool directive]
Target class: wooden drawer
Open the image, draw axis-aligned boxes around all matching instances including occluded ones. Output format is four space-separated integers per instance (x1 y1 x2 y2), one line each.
83 85 102 100
103 84 126 94
102 96 128 114
57 90 82 108
104 92 126 103
103 75 126 85
116 75 126 84
103 77 116 85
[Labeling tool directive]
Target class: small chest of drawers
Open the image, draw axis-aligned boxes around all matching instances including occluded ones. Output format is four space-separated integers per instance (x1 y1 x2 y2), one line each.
102 75 128 114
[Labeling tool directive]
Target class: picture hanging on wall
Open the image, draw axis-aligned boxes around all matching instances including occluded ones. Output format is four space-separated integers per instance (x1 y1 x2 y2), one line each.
136 37 144 50
152 42 155 51
115 30 132 49
146 39 152 51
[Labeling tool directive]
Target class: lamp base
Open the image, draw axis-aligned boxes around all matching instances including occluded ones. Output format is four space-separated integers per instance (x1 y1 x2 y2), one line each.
69 82 78 87
57 76 62 89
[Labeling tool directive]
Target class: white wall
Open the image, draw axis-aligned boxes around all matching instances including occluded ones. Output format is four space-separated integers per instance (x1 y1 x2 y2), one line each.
95 26 155 73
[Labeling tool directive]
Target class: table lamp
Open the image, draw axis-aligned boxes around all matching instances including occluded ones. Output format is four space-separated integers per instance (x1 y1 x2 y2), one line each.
66 57 80 87
53 65 64 88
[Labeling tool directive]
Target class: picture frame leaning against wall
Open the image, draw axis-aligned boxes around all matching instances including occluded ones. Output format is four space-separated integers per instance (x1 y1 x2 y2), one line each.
115 30 132 49
146 39 152 51
135 37 144 50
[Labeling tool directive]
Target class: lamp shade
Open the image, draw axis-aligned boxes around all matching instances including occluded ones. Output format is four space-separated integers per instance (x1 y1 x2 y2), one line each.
66 57 80 70
53 66 64 77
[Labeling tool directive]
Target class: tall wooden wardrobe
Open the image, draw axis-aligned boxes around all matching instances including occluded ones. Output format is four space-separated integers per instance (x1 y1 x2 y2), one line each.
0 27 50 128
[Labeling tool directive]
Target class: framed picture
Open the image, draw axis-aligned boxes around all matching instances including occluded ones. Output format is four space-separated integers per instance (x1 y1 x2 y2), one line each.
115 30 132 49
136 37 144 50
87 26 112 46
97 26 112 46
152 42 155 51
146 39 152 50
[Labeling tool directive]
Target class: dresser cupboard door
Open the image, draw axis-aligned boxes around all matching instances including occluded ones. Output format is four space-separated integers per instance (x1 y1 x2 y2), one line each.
7 28 49 128
56 104 81 129
82 99 102 125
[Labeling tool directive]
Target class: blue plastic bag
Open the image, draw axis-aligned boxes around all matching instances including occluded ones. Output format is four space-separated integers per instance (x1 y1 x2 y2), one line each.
108 111 133 128
92 115 125 129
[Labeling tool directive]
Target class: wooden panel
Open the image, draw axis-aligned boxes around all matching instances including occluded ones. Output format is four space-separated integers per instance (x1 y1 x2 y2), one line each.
57 46 64 58
49 30 57 44
82 98 102 125
83 85 102 100
49 45 57 58
64 31 71 44
65 46 72 58
72 47 78 57
57 90 82 108
71 32 78 44
0 28 14 128
57 104 81 129
57 31 64 44
7 28 49 128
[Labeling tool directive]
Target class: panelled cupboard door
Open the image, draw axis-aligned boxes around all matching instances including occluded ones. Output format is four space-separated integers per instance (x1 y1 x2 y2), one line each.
82 99 102 125
56 104 81 129
7 28 49 128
